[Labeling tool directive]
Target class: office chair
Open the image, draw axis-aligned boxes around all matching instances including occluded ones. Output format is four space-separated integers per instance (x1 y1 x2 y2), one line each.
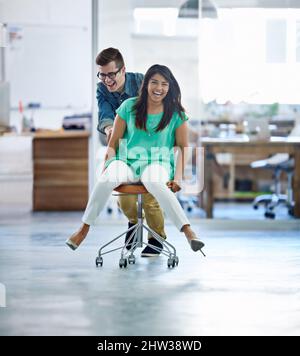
250 154 294 219
95 183 179 269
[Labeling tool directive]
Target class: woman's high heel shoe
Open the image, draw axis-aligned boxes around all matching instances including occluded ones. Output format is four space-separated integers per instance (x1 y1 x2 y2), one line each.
65 238 79 251
190 239 206 256
65 224 90 251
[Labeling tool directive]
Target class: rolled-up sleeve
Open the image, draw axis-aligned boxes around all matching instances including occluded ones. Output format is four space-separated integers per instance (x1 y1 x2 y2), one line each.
96 85 115 134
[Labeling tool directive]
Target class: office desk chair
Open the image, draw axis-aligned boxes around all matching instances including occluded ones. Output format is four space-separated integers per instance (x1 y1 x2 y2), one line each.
251 154 294 219
95 183 179 269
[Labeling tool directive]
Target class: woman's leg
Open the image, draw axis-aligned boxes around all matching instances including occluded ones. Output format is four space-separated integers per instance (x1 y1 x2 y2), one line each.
140 164 205 253
66 160 134 250
82 160 134 225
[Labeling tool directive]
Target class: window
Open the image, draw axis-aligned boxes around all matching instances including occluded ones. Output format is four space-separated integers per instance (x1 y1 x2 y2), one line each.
200 9 300 104
266 19 286 63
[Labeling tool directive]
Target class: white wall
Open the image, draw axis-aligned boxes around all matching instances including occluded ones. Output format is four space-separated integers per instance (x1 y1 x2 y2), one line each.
0 0 92 110
97 0 134 70
0 0 90 28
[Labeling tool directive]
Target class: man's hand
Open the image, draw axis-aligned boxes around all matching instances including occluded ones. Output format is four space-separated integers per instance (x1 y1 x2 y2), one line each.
105 126 113 143
166 180 181 193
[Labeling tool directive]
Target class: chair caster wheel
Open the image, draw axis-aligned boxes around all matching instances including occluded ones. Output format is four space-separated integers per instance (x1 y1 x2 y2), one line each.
253 205 258 210
174 256 179 266
288 207 294 216
119 258 127 268
167 258 176 268
107 207 113 214
128 256 136 264
96 256 103 267
265 211 275 219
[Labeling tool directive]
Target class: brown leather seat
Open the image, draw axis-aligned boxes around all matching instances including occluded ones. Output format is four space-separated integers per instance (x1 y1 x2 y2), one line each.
114 183 148 195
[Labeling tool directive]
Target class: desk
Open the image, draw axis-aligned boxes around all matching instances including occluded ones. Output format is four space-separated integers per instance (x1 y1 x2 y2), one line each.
33 130 89 210
199 137 300 218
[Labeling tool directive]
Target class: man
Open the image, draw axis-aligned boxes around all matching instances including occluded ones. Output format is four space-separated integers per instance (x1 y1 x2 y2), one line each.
96 47 167 256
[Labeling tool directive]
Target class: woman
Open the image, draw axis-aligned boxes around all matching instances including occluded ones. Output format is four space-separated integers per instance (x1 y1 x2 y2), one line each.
66 64 205 254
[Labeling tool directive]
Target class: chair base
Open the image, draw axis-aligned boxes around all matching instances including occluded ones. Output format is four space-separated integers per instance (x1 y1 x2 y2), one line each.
253 193 294 219
251 160 294 219
95 221 179 269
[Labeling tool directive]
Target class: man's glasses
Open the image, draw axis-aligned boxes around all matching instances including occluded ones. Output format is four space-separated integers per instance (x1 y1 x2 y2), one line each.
97 68 122 81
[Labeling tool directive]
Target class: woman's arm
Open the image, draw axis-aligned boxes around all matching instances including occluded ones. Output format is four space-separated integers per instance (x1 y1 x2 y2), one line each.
102 115 126 170
167 121 189 192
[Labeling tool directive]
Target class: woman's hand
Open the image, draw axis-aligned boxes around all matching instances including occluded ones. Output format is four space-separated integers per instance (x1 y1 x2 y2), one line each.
167 180 181 193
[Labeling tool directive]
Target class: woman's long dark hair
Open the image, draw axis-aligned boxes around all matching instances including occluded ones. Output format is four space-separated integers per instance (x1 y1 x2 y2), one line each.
133 64 185 132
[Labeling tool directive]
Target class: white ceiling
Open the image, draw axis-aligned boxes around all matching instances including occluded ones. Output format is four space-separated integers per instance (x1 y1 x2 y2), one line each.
215 0 300 8
132 0 300 8
131 0 185 8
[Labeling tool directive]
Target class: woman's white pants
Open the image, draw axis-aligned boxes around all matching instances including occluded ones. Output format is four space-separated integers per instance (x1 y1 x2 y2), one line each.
82 160 190 231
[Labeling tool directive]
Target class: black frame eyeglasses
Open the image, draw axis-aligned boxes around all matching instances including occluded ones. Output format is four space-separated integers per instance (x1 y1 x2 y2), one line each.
97 67 122 81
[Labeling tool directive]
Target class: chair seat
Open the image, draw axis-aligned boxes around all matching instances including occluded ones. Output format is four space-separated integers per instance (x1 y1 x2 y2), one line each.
114 183 148 194
251 153 290 169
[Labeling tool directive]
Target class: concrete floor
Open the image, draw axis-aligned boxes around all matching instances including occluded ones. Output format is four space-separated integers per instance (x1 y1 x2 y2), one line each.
0 210 300 336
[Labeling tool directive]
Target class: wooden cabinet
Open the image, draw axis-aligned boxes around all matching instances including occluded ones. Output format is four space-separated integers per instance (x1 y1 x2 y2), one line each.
213 153 273 200
33 131 89 210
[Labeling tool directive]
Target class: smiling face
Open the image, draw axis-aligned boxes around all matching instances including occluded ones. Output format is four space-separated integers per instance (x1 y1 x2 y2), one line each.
147 73 169 105
98 60 126 93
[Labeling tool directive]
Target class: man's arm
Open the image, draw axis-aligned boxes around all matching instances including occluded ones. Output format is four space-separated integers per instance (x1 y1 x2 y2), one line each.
96 84 115 137
102 115 126 172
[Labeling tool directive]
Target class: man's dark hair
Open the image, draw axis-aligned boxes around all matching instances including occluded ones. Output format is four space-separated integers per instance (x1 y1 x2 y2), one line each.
95 47 125 69
133 64 185 132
